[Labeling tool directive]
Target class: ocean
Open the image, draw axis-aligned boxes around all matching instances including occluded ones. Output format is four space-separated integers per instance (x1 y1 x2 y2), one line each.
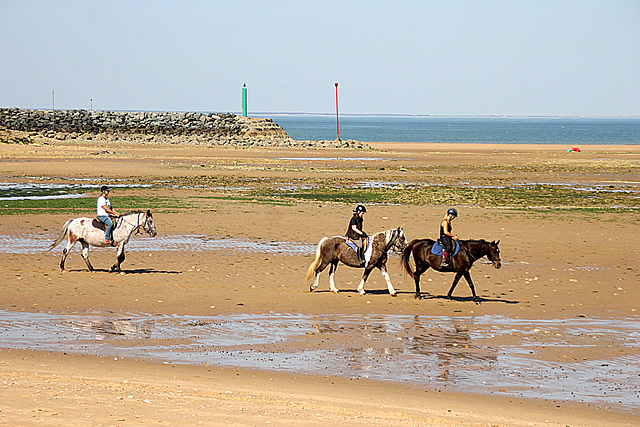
258 115 640 145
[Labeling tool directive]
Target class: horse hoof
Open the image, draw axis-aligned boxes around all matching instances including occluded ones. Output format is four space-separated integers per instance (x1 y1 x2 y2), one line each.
390 293 397 297
331 290 340 294
414 293 422 300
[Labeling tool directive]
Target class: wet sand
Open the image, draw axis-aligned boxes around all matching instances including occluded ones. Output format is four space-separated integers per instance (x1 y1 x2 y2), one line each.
0 137 639 425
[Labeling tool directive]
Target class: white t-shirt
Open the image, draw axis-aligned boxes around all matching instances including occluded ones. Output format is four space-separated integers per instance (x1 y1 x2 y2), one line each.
97 195 111 217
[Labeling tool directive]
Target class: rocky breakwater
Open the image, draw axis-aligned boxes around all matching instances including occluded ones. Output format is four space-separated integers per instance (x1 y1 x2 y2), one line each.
0 108 370 149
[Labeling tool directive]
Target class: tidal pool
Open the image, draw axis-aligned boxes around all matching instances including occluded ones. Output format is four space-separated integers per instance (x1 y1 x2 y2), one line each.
0 310 638 413
0 234 317 255
0 182 152 201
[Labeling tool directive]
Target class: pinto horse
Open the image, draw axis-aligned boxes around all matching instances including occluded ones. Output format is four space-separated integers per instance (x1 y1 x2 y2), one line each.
305 227 408 296
401 238 501 303
48 210 157 272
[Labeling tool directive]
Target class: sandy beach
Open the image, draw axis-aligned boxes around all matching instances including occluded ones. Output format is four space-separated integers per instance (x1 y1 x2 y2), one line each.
0 135 638 425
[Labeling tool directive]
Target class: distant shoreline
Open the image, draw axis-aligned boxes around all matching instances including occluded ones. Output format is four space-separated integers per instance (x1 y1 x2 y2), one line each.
367 141 640 152
259 112 640 119
10 107 638 119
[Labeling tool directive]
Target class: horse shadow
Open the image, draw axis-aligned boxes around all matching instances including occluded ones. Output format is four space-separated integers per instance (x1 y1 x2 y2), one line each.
412 291 519 304
311 288 392 295
66 268 181 274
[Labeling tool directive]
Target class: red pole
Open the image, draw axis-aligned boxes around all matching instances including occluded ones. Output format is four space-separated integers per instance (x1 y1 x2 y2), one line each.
52 90 55 132
334 82 339 141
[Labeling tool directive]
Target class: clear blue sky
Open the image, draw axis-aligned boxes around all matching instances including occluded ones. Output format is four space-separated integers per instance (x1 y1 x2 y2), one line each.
1 0 638 116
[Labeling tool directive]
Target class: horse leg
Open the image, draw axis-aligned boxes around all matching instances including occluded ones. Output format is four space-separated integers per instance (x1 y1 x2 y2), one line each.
413 263 430 300
328 261 340 293
446 272 464 301
310 260 330 292
59 240 76 272
356 267 374 295
110 244 125 273
379 264 397 297
80 240 94 272
463 271 480 304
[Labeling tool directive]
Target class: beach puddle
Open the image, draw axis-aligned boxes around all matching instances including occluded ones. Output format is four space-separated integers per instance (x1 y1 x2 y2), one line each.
276 157 395 161
0 309 637 412
0 182 152 201
0 234 316 255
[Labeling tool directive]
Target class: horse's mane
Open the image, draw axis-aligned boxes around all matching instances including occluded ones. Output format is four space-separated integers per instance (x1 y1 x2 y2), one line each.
121 210 147 216
463 239 495 248
376 228 401 246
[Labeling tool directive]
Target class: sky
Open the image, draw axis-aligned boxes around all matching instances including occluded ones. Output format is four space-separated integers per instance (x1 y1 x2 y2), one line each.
1 0 639 116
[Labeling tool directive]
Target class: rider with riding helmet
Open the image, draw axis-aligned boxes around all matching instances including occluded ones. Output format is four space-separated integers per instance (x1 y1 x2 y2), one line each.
346 204 368 264
440 208 459 267
97 185 120 245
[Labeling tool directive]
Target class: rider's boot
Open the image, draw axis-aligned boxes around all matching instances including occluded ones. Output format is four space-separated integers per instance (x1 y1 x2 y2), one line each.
441 251 450 267
357 247 365 266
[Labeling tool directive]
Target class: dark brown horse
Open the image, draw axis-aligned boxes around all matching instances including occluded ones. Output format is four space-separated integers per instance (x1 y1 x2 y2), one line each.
401 238 501 303
305 227 408 296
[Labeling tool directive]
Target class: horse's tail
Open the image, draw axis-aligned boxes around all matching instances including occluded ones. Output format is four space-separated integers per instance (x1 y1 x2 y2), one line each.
305 237 328 282
401 239 419 279
48 219 72 251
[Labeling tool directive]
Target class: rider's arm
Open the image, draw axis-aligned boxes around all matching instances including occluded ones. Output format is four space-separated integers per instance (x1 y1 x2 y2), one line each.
101 203 119 217
442 220 457 239
351 224 364 236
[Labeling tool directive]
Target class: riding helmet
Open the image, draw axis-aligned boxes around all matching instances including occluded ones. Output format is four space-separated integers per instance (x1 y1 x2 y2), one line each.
100 185 111 193
447 208 458 217
354 204 367 213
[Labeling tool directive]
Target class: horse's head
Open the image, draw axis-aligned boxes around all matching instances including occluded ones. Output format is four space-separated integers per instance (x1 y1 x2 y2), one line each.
389 227 408 253
487 240 501 269
143 210 157 237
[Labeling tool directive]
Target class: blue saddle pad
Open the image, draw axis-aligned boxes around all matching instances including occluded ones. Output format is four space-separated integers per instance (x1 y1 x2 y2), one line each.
431 240 460 257
345 239 358 253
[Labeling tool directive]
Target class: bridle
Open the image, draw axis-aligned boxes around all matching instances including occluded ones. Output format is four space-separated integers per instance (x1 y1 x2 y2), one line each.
117 212 149 235
387 229 406 253
465 240 500 266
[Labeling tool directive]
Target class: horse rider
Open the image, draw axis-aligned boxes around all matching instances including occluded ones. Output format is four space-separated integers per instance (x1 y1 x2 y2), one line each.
346 204 368 264
97 185 120 245
440 208 459 267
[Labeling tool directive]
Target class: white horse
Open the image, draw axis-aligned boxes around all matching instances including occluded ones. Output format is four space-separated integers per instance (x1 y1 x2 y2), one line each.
305 227 408 296
48 210 157 272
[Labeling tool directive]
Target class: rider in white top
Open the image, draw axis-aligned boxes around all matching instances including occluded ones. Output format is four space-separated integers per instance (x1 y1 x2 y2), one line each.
97 185 120 244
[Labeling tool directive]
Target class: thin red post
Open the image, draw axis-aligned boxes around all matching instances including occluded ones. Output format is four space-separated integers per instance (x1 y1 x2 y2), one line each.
334 82 340 141
52 90 55 131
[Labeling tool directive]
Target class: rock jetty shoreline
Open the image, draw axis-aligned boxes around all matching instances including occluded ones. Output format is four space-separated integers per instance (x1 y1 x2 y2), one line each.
0 108 370 149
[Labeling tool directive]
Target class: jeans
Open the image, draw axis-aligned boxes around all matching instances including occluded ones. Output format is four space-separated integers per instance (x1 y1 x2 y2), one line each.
98 215 114 240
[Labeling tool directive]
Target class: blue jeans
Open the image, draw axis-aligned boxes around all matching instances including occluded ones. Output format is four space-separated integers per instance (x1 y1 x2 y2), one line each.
98 215 114 241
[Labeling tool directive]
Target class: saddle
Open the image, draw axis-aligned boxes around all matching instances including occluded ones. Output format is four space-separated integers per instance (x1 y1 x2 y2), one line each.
93 217 120 232
92 219 107 231
431 239 461 257
340 236 370 254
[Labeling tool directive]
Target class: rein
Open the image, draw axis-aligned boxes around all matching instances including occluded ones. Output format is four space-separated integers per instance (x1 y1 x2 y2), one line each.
385 229 401 252
464 240 495 264
117 213 145 235
465 244 480 262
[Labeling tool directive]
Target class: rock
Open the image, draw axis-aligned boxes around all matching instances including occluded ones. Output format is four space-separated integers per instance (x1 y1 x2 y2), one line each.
0 108 372 150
